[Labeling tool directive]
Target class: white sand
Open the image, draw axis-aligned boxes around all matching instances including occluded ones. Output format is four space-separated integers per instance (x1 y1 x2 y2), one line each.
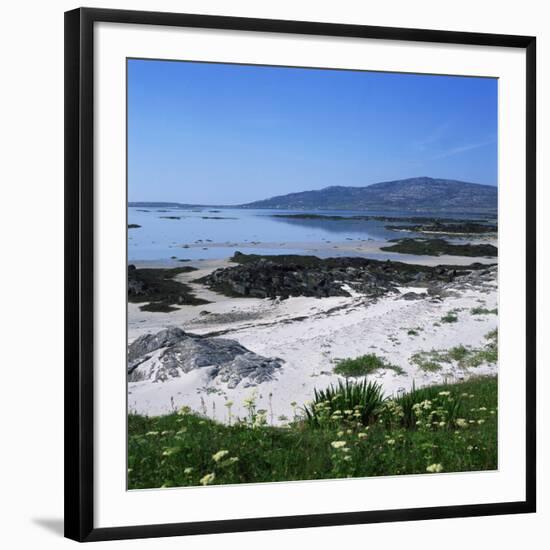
128 258 498 424
172 239 497 267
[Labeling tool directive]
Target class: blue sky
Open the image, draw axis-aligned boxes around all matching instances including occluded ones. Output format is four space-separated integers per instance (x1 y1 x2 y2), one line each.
128 59 497 204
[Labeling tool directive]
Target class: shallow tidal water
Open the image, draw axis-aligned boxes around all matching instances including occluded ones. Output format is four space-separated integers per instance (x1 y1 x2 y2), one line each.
128 206 490 262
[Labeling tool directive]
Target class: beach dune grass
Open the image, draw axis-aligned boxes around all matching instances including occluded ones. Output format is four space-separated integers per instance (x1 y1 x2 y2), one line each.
128 376 497 489
334 353 404 377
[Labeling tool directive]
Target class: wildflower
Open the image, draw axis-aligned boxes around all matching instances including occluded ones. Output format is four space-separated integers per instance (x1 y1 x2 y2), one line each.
477 419 485 425
426 463 444 473
344 410 353 415
456 418 468 428
438 391 451 397
331 441 347 449
145 431 159 436
162 447 179 457
343 455 352 462
226 457 239 465
438 421 446 428
467 445 474 451
337 430 345 437
212 450 229 462
199 473 216 486
387 439 396 446
253 412 267 428
358 432 368 440
177 406 191 416
479 407 487 411
184 467 193 474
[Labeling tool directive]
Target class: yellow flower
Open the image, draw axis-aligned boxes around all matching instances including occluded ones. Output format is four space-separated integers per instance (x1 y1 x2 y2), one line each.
331 441 347 449
212 450 230 462
199 473 215 486
426 463 443 473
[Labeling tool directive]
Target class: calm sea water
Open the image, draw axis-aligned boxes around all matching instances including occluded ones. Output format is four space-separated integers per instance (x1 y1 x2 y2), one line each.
127 207 488 263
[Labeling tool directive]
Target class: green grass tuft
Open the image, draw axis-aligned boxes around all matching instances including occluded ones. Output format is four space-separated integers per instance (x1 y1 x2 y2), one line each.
333 354 404 377
471 307 498 315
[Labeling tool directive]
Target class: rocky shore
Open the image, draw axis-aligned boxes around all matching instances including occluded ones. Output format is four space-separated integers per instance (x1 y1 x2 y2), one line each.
380 238 498 257
128 265 209 312
198 251 494 300
386 221 497 234
128 326 283 388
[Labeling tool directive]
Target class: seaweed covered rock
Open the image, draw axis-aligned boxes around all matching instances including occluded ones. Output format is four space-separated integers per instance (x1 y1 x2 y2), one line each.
198 252 491 300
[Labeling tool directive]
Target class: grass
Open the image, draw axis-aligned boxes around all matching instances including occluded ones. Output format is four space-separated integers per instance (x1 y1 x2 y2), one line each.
128 376 497 489
333 354 405 377
441 311 459 323
471 307 498 315
410 330 497 372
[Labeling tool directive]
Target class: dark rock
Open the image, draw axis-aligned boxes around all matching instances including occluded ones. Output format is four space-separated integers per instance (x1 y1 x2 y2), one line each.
128 265 209 311
386 222 497 234
380 238 497 257
197 252 493 300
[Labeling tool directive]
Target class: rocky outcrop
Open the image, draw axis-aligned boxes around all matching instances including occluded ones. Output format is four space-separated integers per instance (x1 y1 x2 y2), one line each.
128 265 209 312
386 222 497 234
128 327 283 388
198 252 491 300
380 238 497 257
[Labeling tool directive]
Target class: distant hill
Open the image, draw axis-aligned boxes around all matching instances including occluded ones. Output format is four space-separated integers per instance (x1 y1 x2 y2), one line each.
240 177 497 212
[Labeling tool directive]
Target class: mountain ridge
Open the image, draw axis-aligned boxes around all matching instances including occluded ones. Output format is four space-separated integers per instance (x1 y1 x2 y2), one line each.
129 177 498 213
240 177 497 212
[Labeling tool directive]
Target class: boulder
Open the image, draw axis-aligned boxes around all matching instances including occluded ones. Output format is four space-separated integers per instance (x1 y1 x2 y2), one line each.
128 327 283 387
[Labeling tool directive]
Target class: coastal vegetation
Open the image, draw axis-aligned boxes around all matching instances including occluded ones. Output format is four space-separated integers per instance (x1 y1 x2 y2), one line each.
128 376 497 489
333 354 405 377
410 329 497 372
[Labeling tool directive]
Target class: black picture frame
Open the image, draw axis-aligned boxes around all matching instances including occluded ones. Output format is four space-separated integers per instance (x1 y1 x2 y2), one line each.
65 7 537 542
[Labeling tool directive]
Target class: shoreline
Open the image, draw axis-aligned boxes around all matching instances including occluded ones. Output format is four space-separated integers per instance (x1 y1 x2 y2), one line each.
128 252 498 424
130 237 498 269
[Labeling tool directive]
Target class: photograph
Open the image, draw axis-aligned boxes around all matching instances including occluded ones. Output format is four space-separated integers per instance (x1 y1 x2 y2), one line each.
126 58 499 490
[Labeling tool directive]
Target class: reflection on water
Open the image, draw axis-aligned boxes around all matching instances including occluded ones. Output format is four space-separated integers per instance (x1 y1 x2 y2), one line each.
127 206 491 262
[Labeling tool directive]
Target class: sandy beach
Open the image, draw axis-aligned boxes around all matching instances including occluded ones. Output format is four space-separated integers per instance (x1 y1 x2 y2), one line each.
128 250 498 424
